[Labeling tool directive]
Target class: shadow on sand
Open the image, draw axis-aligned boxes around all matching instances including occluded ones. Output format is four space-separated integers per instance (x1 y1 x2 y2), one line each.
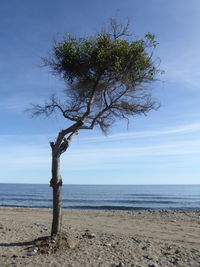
0 240 34 247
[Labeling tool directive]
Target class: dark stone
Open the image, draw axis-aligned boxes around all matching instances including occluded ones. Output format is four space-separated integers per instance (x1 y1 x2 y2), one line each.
142 246 147 250
144 255 153 260
132 237 141 243
175 249 180 254
82 229 95 239
169 257 179 265
115 262 125 267
148 264 158 267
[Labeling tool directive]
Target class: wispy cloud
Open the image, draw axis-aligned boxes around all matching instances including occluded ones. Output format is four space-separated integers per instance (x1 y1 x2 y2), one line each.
79 121 200 144
1 121 200 146
1 122 200 173
62 139 200 170
163 51 200 91
166 68 200 90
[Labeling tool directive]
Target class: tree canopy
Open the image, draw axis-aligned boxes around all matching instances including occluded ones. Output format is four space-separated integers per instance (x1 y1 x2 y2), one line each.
31 19 161 135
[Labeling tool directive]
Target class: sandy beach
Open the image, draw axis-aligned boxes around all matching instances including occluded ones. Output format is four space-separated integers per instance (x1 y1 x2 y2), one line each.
0 207 199 267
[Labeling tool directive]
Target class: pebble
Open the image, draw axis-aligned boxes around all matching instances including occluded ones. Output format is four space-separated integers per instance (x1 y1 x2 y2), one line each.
82 229 95 239
27 248 38 256
104 242 112 247
148 264 158 267
11 255 18 258
174 249 180 254
34 223 46 228
144 255 152 260
115 262 125 267
169 257 178 264
142 246 147 250
132 237 141 243
159 210 169 214
191 248 200 253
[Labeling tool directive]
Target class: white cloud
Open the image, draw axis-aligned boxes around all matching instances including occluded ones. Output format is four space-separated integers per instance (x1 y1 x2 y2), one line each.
0 145 50 170
167 68 200 90
79 121 200 144
61 138 200 170
1 122 200 172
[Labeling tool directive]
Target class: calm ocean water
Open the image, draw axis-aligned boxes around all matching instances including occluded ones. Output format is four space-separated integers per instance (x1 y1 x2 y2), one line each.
0 184 199 210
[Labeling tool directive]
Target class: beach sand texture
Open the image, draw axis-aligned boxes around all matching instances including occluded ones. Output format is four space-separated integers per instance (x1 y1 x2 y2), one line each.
0 207 199 266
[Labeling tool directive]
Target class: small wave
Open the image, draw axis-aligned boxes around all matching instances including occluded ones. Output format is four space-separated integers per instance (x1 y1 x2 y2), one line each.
63 199 180 205
64 205 150 211
1 204 199 211
0 204 50 208
0 198 52 202
118 200 179 204
127 194 200 199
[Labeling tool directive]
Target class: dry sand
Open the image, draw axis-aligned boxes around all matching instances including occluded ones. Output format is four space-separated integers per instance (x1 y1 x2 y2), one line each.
0 207 199 267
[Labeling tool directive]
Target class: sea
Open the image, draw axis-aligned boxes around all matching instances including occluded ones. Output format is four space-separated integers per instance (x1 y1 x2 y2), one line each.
0 184 199 211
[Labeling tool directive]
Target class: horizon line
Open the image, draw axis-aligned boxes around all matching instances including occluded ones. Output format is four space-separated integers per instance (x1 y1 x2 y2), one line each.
0 182 199 186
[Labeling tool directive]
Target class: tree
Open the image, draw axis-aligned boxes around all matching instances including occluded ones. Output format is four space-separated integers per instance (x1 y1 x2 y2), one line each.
29 19 161 239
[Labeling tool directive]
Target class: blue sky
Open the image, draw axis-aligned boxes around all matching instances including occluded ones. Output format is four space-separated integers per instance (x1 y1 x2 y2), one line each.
0 0 200 184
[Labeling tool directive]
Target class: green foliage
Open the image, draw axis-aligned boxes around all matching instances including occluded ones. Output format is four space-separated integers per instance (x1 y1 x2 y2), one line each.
48 30 160 85
39 20 161 133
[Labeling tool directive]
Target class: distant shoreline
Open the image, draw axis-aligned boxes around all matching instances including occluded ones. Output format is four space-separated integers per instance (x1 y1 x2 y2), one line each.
0 206 200 212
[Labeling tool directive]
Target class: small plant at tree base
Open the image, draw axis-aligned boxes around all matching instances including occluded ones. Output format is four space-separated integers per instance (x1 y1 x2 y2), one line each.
28 18 162 239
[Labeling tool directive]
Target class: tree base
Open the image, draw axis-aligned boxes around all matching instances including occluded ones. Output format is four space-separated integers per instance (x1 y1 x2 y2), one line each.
26 231 79 255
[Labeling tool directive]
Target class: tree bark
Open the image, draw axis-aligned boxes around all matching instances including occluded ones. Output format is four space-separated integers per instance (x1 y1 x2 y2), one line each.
49 127 80 238
50 151 62 237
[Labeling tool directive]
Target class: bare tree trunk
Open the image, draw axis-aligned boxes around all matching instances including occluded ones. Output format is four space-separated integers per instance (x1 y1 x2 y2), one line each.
50 150 62 237
49 127 80 238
